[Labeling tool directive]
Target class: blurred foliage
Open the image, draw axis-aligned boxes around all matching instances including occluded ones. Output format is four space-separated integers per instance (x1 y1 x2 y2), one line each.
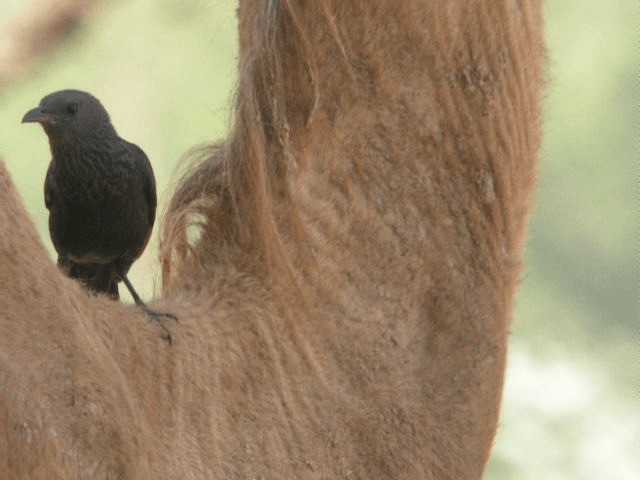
0 1 636 479
486 1 637 478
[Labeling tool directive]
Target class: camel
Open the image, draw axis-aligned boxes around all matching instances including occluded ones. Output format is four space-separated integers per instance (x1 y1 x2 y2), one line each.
0 0 545 478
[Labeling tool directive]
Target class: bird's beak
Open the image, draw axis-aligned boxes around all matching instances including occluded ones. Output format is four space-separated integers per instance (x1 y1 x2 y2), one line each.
21 107 54 124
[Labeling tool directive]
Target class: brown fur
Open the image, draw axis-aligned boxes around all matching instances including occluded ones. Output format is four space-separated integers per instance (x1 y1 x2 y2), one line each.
0 1 545 478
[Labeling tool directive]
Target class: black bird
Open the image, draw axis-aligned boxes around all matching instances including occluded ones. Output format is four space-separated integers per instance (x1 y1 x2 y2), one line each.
22 89 177 342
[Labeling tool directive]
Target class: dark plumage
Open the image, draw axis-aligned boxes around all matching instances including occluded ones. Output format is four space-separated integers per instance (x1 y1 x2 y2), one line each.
22 89 177 342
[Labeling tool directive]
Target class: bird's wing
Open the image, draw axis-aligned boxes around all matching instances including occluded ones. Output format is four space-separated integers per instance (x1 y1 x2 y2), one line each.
44 160 57 210
128 143 157 228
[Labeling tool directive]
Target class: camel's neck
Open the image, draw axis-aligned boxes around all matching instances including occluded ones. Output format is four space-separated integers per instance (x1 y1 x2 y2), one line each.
234 2 541 308
172 1 542 325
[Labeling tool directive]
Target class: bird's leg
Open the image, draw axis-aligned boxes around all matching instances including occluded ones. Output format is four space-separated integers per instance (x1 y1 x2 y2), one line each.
118 274 178 321
117 273 178 344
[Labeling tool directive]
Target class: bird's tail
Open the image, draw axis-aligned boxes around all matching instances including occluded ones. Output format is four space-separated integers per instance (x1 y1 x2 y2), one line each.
86 267 119 300
58 257 119 300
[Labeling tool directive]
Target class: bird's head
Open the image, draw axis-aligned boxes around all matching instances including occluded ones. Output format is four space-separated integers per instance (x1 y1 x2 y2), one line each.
22 90 116 141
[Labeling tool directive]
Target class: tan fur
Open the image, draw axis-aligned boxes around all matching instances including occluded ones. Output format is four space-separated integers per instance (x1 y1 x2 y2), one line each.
0 0 102 87
0 1 545 478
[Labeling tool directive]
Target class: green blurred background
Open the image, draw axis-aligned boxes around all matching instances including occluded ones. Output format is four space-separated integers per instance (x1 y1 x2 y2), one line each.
0 1 635 478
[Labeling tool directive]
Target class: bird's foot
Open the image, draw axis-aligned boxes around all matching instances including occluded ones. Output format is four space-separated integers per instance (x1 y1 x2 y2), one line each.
148 309 178 323
141 306 179 345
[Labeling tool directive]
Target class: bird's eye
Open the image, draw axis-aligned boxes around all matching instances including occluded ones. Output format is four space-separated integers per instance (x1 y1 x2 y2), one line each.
67 103 78 115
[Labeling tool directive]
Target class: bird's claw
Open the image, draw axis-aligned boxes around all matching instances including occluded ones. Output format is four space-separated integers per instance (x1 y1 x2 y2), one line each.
142 307 178 345
159 326 172 346
158 312 179 323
